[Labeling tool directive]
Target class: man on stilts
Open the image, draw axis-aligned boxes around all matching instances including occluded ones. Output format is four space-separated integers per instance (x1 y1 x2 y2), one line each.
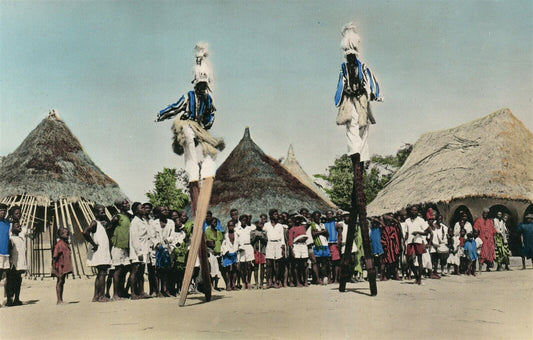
156 42 225 305
335 23 382 295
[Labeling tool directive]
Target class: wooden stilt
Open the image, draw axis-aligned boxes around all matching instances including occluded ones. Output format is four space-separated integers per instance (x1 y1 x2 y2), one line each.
179 177 214 307
189 181 212 303
339 154 377 295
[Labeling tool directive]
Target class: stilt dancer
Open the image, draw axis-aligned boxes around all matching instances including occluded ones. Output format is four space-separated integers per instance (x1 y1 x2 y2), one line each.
335 23 383 295
156 42 225 305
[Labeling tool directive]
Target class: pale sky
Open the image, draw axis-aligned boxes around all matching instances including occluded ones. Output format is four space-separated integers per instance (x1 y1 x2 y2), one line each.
1 0 532 203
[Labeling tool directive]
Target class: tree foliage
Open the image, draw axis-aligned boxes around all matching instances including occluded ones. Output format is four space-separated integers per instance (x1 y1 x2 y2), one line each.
315 144 412 211
146 167 190 211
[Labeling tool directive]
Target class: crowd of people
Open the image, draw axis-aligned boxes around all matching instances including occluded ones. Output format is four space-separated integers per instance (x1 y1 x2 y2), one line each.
1 201 533 306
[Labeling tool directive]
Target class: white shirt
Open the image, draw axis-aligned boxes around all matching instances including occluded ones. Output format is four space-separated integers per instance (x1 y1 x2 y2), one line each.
9 233 28 270
235 225 253 245
404 216 428 244
152 219 175 252
264 222 285 243
493 218 507 239
454 221 472 236
221 232 240 255
129 216 150 261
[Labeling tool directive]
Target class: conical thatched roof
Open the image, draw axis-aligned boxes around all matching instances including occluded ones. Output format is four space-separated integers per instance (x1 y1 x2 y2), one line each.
367 108 533 216
209 127 334 220
0 112 125 206
282 144 336 208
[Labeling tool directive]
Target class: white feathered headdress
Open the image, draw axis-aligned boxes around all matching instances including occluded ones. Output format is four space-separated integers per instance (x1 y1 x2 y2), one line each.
192 42 213 90
341 22 361 56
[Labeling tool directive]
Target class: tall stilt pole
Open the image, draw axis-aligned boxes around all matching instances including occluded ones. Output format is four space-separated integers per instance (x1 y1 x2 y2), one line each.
179 177 214 307
188 181 212 303
339 154 377 295
353 154 377 295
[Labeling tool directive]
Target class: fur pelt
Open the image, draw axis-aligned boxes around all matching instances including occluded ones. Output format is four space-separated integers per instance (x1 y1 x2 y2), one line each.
172 119 225 157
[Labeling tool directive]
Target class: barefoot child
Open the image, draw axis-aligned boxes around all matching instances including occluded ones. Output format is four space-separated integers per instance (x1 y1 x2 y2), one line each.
221 220 240 291
7 220 31 306
251 219 267 289
463 233 478 276
52 227 72 304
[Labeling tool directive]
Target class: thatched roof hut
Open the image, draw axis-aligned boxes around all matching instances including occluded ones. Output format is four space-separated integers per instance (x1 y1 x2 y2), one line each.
281 144 336 209
367 108 533 254
0 111 126 277
209 127 335 221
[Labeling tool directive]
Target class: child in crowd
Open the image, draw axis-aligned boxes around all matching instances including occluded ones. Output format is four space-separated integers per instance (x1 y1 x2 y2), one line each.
463 232 478 276
446 226 460 275
205 217 223 291
52 227 72 304
251 219 267 289
6 220 30 306
369 217 385 280
473 229 483 274
170 218 187 295
288 215 309 287
458 228 467 274
221 220 240 291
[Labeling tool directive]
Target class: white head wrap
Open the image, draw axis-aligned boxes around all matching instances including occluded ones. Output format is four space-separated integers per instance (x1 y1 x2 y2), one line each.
341 22 361 57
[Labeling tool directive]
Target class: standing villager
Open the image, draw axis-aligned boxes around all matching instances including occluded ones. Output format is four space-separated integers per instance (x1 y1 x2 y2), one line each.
310 211 330 285
129 202 150 299
517 214 533 269
335 22 382 295
0 204 11 290
6 220 31 306
236 214 254 290
52 227 72 304
473 208 497 272
108 199 132 300
83 204 112 302
493 211 510 271
381 214 402 280
404 206 431 285
205 217 223 291
251 219 268 289
287 215 309 287
264 209 286 289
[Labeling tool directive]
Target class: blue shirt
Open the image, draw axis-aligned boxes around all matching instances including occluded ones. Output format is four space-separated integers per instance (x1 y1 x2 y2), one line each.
203 219 224 233
463 239 478 261
324 220 337 243
0 218 11 255
370 226 384 255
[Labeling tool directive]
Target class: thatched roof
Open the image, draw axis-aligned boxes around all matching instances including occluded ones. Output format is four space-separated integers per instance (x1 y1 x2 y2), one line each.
209 127 334 220
0 112 126 206
367 108 533 216
281 144 336 208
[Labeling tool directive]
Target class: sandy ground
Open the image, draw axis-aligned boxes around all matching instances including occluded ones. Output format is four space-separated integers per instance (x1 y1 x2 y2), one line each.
1 262 532 340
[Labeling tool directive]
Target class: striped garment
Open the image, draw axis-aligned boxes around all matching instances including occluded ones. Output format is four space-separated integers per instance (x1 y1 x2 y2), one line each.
334 60 381 107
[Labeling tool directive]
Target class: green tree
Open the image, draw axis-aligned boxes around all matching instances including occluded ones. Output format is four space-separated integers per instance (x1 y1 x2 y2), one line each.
146 167 190 211
315 144 412 210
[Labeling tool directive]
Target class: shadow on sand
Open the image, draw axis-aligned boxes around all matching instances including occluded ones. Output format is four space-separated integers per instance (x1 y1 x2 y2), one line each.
184 294 225 306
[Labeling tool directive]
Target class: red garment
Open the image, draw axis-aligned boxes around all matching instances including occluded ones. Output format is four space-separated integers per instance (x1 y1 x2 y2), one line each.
473 217 497 264
329 244 341 261
288 225 307 247
53 239 72 276
381 224 401 264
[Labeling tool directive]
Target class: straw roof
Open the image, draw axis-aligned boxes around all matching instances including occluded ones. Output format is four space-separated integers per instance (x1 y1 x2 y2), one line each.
367 108 533 216
0 112 126 206
281 144 336 208
209 127 335 220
